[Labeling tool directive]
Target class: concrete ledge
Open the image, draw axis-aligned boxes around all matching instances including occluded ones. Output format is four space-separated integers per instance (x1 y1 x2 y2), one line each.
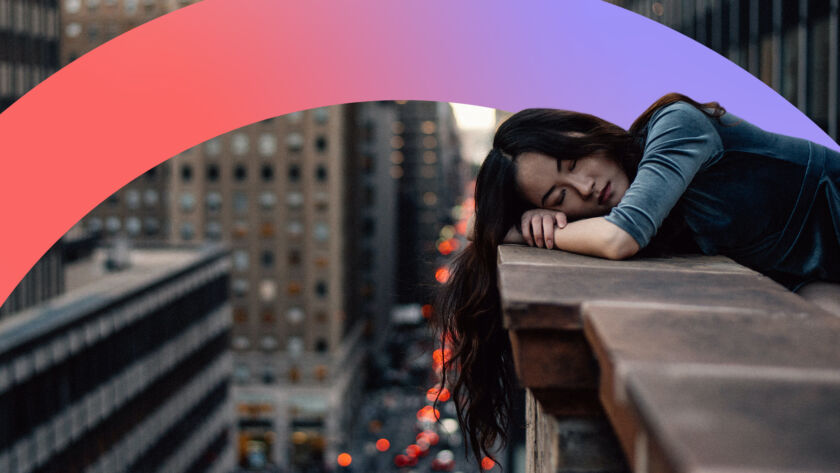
498 245 840 473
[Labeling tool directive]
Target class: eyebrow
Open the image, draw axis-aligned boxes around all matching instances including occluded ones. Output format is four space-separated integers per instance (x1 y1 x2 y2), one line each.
541 185 556 207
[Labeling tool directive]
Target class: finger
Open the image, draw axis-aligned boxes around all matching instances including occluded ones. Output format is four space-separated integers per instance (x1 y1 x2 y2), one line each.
521 216 533 246
531 216 544 248
542 215 554 249
556 212 567 229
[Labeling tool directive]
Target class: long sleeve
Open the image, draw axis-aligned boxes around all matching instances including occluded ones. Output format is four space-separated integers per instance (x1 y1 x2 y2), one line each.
605 102 724 248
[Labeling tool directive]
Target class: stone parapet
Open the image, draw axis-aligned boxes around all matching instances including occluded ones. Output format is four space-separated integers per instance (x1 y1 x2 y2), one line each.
498 245 840 473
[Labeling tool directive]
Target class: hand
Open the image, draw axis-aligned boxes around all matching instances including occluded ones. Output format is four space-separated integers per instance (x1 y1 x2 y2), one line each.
521 209 567 249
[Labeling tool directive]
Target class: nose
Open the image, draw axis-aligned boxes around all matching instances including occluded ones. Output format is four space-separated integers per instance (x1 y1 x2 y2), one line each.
568 174 595 199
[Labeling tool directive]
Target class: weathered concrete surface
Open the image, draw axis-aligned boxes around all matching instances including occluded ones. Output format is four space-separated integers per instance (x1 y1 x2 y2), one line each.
627 369 840 473
498 245 839 473
583 305 840 467
526 390 628 473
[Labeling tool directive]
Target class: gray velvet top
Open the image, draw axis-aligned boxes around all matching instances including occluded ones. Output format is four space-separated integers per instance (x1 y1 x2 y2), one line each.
605 101 840 290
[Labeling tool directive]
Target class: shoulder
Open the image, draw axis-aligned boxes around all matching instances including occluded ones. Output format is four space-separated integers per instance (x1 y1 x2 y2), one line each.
648 101 715 130
643 101 723 155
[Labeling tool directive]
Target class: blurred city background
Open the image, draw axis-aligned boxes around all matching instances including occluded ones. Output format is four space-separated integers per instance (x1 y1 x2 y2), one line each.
1 1 837 473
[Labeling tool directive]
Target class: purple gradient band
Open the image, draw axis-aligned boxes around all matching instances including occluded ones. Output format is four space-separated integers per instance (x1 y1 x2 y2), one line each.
0 0 836 302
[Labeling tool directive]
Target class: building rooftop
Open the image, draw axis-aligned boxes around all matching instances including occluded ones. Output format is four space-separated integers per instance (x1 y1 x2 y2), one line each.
0 244 228 355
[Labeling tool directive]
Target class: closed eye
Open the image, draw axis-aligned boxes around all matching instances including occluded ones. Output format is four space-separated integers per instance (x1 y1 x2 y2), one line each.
556 188 567 206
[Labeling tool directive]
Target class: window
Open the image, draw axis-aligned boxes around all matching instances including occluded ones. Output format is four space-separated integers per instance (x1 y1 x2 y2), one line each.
390 136 404 149
233 307 248 323
315 339 328 353
390 151 404 164
259 279 276 301
288 164 301 182
233 363 250 383
124 0 137 14
288 249 301 265
423 151 437 164
206 163 220 182
87 23 99 42
179 192 195 212
261 250 274 268
314 222 329 242
423 192 438 206
205 221 222 240
315 136 328 152
65 22 81 37
233 192 248 214
233 250 249 271
261 163 274 182
144 189 159 207
258 133 277 156
86 0 99 10
262 369 275 384
287 132 304 151
65 0 81 14
286 111 303 124
261 310 275 323
233 221 248 239
287 221 303 236
232 279 249 297
421 121 436 134
287 337 303 358
206 192 222 211
205 138 221 156
315 281 328 298
126 217 141 236
313 107 329 124
180 222 195 240
315 365 328 381
261 336 278 351
106 217 120 233
181 164 192 182
286 191 303 208
259 191 276 210
423 136 438 149
144 218 160 236
315 164 327 181
286 307 304 324
125 189 140 209
234 164 247 181
260 223 275 238
287 281 302 295
231 133 249 155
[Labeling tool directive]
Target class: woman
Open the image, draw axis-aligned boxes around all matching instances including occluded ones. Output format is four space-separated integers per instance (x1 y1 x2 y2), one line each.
434 92 840 465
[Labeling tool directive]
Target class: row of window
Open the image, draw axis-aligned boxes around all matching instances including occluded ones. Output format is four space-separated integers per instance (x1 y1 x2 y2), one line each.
0 61 56 99
201 131 329 157
180 190 327 212
63 0 167 16
0 0 59 39
231 278 329 302
231 306 328 326
181 162 329 183
233 360 329 385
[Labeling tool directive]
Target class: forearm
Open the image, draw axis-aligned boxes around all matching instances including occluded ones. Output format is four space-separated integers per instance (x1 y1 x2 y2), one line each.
552 217 640 259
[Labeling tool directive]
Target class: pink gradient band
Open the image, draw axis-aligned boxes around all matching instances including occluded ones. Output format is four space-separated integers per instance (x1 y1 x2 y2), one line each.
0 0 836 303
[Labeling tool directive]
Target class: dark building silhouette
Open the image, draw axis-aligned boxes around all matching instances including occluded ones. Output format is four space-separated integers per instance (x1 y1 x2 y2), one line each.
0 245 234 473
608 0 839 140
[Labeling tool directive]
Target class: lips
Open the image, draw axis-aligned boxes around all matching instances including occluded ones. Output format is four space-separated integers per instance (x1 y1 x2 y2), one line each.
598 181 611 205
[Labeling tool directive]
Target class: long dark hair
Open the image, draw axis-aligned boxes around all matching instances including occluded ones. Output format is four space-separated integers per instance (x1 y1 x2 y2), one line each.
433 93 725 465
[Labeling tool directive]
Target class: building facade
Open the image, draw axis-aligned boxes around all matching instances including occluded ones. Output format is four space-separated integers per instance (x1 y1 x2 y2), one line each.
607 0 840 140
0 245 234 473
0 0 60 112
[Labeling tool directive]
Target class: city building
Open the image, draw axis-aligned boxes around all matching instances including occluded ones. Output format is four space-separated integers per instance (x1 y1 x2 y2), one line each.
393 101 465 305
607 0 840 140
0 244 234 473
0 0 60 113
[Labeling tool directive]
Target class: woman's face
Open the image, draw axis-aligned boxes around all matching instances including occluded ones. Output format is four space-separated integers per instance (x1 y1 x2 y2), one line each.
515 150 629 220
